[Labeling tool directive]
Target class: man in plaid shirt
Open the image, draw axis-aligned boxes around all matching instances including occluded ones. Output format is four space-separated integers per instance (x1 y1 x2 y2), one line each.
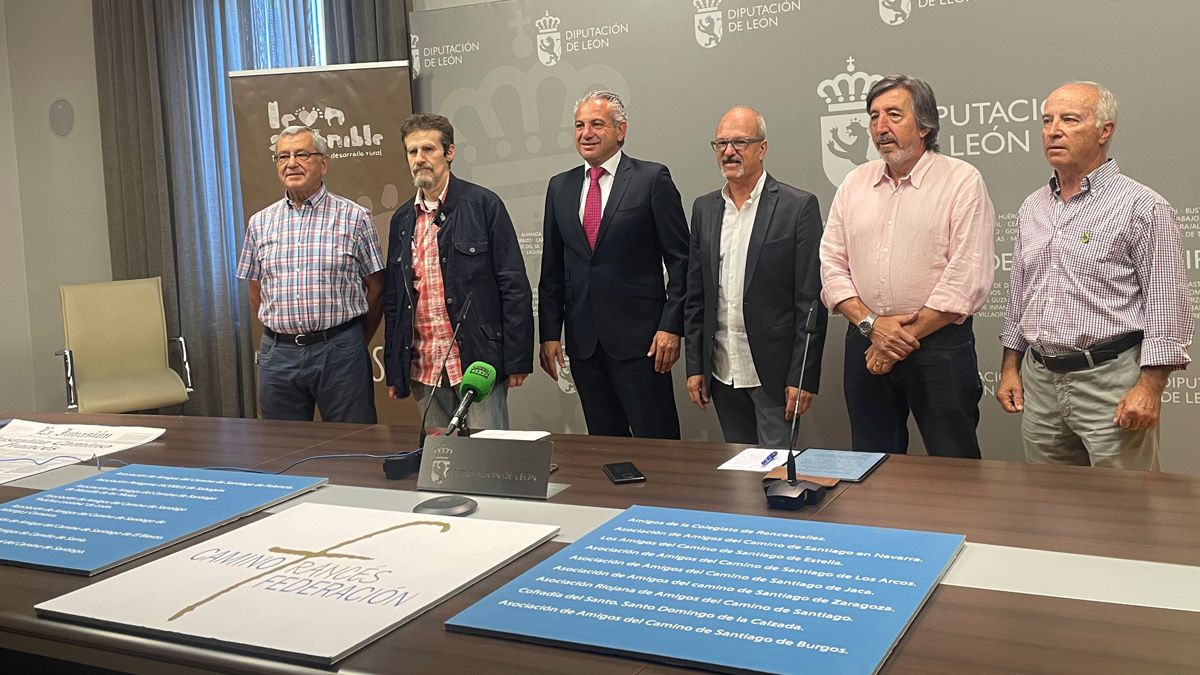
237 125 385 423
997 82 1193 470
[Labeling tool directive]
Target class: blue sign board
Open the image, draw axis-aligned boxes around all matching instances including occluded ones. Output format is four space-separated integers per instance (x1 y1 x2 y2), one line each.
0 465 324 575
448 506 963 674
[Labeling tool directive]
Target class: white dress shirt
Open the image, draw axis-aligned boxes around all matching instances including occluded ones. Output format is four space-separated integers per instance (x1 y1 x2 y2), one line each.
713 172 767 388
577 151 624 223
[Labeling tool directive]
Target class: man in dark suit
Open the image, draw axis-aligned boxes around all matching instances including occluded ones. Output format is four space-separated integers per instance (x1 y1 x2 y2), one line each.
538 90 690 439
684 107 827 447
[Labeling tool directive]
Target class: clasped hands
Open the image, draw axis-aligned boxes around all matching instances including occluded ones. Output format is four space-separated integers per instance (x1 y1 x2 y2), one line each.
865 311 920 375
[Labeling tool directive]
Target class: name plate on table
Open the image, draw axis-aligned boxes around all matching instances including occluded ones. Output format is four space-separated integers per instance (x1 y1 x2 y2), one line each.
418 436 553 499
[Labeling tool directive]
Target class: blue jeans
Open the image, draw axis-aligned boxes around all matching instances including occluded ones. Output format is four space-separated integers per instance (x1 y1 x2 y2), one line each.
256 327 377 424
843 319 982 458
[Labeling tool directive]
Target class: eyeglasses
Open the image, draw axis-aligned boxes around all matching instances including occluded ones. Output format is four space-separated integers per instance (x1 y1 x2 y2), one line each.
710 137 764 152
273 150 324 163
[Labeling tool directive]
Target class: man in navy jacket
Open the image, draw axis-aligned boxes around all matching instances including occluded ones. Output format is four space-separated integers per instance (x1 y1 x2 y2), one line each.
383 113 533 430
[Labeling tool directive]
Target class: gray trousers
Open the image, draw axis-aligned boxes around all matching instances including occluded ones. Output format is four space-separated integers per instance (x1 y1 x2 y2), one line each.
1021 346 1159 471
709 379 792 448
411 374 510 433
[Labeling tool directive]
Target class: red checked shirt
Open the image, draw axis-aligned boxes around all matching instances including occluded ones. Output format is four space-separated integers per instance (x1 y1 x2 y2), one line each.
1001 160 1192 366
410 184 464 386
236 184 384 334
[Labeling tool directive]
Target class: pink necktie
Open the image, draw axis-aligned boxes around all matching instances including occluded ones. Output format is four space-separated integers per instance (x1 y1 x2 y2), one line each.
583 166 605 249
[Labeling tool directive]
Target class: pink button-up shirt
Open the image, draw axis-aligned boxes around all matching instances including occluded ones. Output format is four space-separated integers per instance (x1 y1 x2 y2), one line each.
820 151 995 320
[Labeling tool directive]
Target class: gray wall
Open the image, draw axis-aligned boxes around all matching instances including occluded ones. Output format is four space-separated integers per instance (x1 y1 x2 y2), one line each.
409 0 1200 474
0 0 110 413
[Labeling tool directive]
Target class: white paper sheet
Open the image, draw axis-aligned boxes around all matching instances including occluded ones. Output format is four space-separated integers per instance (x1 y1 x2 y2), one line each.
716 447 789 472
0 419 164 484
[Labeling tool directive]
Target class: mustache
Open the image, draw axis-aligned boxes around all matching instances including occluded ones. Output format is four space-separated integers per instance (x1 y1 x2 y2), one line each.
875 134 896 145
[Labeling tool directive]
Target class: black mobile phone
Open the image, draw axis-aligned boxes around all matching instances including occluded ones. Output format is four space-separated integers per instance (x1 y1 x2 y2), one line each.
602 462 646 484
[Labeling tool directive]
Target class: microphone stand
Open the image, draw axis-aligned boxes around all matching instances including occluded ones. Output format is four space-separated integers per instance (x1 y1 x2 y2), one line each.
419 292 473 445
382 270 473 479
765 300 826 510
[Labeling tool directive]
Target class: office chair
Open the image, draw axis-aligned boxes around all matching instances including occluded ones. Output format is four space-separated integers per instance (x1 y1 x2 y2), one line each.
56 277 194 413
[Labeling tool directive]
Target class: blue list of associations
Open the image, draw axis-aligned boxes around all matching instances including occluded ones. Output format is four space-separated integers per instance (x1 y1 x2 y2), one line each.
0 464 325 575
448 505 964 675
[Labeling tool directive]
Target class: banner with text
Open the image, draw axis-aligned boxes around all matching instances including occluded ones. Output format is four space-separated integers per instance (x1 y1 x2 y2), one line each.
230 62 417 424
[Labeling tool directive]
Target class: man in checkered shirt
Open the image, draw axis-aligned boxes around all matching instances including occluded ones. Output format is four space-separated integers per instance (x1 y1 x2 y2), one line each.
997 82 1193 470
237 125 385 424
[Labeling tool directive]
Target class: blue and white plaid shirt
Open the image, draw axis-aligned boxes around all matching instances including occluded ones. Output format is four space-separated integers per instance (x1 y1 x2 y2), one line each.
236 184 384 334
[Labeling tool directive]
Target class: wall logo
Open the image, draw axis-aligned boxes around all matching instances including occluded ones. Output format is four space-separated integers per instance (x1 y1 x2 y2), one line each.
536 11 563 66
409 35 481 73
557 358 578 396
879 0 912 25
690 0 801 49
693 0 723 48
410 35 421 78
817 57 882 187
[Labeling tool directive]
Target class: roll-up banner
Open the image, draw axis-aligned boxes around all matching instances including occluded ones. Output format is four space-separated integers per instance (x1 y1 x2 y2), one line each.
230 61 417 424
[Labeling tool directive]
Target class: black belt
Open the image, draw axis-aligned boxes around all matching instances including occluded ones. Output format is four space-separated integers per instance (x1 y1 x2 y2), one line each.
265 318 360 346
1030 332 1143 373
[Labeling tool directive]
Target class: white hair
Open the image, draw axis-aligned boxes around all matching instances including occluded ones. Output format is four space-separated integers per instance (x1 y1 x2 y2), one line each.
576 89 628 125
277 125 329 154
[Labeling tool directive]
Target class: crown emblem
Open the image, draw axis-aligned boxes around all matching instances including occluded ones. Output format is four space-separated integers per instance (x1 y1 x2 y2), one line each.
535 11 560 32
694 0 721 10
816 57 883 113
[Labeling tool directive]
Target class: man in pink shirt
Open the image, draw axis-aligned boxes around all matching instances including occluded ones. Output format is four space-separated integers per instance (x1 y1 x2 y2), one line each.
819 75 995 458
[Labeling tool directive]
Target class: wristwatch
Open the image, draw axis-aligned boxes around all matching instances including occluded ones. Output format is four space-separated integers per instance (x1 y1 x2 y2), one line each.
857 312 878 337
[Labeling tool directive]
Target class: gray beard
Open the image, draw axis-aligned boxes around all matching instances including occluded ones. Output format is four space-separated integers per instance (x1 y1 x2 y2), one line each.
413 173 435 191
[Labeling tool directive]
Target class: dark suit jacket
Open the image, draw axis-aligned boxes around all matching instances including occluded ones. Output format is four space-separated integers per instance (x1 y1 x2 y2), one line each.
383 174 533 398
684 173 828 404
538 154 690 360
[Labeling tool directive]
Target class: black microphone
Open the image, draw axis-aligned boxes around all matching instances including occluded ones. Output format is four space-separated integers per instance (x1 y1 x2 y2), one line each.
765 299 826 510
786 299 822 458
445 361 497 435
803 298 820 334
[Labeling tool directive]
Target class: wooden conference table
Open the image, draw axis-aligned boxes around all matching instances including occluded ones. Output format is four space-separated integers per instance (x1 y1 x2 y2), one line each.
0 413 1198 674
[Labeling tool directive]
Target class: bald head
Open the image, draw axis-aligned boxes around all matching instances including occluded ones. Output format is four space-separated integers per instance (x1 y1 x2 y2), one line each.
714 107 768 185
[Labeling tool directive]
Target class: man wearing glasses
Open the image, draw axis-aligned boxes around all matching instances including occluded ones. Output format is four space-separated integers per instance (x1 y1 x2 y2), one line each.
236 125 384 423
819 75 995 458
684 106 827 446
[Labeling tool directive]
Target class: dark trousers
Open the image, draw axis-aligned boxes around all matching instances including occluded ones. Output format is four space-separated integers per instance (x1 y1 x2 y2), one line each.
843 319 981 458
257 327 377 424
570 343 680 439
